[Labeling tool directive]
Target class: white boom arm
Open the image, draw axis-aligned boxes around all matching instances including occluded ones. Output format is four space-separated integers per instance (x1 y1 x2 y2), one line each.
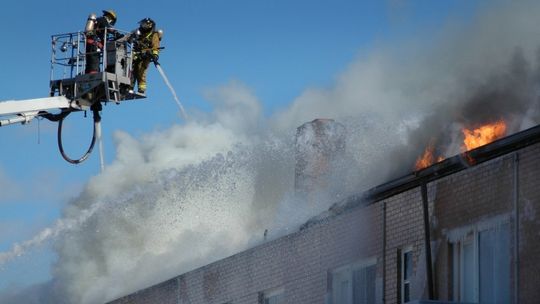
0 96 80 127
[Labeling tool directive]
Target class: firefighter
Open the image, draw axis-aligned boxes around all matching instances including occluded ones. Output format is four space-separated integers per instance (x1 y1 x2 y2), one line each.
131 18 161 94
84 10 118 74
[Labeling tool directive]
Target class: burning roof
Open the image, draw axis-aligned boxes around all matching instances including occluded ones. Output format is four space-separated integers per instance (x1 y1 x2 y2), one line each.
415 120 508 170
369 123 540 202
302 122 540 230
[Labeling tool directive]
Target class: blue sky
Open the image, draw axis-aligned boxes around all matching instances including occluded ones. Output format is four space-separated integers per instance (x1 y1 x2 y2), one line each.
0 0 483 297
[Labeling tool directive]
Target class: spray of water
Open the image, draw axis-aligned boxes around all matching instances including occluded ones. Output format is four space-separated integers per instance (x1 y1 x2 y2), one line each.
155 63 189 121
96 121 105 173
0 199 106 266
3 2 540 304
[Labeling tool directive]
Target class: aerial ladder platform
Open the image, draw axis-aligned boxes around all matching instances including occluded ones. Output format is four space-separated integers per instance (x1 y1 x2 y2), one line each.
0 29 146 165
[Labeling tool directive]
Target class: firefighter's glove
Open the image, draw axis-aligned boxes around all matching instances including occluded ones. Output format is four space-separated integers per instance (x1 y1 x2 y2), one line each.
141 51 150 60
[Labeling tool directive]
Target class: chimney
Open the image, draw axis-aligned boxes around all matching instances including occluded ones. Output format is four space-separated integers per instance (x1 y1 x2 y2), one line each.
294 118 346 195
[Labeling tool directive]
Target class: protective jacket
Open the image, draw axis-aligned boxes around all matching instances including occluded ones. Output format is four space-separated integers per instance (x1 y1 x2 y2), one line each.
133 31 160 59
132 31 161 93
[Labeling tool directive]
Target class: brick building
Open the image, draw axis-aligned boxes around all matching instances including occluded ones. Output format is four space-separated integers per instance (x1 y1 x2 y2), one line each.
109 123 540 304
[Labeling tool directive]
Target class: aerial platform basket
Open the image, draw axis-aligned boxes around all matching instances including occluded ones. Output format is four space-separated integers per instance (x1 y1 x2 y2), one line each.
49 28 145 109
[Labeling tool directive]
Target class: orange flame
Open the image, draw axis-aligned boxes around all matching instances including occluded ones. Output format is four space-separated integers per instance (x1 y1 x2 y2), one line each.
414 120 507 171
415 144 437 170
461 120 507 151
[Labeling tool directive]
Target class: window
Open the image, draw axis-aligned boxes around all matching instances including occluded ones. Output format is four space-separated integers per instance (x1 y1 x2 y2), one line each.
451 224 510 303
400 247 413 303
332 259 376 304
259 288 284 304
478 225 511 302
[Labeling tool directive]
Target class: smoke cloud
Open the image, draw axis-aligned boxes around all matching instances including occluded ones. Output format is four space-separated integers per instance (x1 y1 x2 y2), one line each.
3 1 540 303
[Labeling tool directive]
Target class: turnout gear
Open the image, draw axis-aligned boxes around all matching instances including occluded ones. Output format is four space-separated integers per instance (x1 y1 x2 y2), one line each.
84 10 120 74
131 18 161 94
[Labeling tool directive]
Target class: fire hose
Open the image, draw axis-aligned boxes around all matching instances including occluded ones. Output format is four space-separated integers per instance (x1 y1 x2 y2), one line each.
42 104 101 164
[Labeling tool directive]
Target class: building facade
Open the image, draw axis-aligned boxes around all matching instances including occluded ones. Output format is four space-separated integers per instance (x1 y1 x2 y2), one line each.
110 125 540 304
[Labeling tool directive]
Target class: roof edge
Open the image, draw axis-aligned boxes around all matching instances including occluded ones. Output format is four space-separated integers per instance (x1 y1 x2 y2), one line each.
364 124 540 202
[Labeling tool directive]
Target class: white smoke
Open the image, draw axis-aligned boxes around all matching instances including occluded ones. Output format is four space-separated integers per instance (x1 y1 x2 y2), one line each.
3 1 540 303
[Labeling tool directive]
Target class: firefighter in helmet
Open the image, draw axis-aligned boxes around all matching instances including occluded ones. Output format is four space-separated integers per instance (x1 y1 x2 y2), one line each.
84 9 118 74
131 18 161 94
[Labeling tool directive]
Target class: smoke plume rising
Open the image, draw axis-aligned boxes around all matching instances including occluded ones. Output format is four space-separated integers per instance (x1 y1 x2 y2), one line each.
3 1 540 303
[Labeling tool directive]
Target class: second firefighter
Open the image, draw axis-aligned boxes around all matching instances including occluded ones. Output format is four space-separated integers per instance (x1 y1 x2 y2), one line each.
131 18 161 94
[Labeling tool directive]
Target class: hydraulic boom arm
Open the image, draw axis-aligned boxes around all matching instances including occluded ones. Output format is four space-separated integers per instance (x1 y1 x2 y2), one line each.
0 96 81 127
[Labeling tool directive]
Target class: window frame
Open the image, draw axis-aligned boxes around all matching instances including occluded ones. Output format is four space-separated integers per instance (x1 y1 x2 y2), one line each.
400 246 413 304
260 287 284 304
451 224 510 303
331 257 377 304
454 232 479 302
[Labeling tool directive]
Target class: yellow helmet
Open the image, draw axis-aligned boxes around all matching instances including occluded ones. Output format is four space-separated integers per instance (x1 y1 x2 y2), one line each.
102 9 117 25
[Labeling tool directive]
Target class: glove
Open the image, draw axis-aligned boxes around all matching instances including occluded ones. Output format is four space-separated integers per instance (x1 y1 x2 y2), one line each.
151 53 159 63
139 52 149 60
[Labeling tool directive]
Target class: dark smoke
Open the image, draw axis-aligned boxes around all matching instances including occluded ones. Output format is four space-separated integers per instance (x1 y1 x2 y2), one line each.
389 46 540 177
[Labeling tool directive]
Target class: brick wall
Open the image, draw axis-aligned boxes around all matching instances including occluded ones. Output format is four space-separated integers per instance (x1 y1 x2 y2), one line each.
431 154 514 301
174 203 383 304
111 279 177 304
110 203 382 304
515 144 540 303
110 141 540 304
383 188 426 303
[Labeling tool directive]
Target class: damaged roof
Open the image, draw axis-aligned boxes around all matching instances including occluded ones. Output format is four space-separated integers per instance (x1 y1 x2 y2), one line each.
301 123 540 230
